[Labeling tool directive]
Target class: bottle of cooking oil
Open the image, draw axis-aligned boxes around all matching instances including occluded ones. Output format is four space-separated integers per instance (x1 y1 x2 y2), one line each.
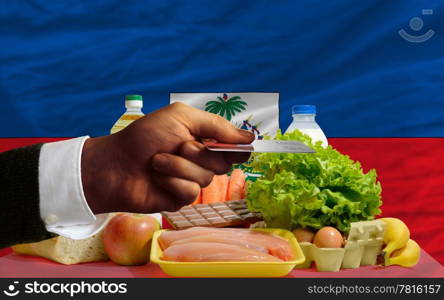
110 95 144 134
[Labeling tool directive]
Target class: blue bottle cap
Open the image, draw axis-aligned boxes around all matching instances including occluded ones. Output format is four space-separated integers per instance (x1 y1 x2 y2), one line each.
292 105 316 115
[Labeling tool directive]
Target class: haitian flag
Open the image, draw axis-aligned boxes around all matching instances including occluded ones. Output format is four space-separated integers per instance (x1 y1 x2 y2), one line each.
170 92 280 138
0 0 443 265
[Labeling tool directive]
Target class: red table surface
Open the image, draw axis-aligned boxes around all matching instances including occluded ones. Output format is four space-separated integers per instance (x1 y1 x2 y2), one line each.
0 249 442 278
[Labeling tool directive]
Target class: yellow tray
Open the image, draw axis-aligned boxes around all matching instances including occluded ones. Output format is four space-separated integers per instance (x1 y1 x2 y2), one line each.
150 228 305 277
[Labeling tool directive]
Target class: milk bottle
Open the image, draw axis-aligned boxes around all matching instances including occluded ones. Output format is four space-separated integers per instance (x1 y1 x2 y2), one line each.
285 105 328 148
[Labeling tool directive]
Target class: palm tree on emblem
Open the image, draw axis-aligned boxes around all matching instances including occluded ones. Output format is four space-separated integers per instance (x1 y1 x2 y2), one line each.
204 93 247 121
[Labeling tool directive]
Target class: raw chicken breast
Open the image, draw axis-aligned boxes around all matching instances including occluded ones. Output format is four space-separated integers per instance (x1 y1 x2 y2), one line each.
159 227 294 261
170 236 268 253
162 242 282 262
158 227 247 249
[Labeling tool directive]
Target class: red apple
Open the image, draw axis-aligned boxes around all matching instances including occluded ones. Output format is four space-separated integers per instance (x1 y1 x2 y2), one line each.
103 213 160 265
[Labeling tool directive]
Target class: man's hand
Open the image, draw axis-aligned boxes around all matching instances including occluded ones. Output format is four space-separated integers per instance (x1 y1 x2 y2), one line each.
81 102 254 213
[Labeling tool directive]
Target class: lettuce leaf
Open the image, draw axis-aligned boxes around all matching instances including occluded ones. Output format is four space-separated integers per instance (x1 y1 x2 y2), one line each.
246 130 382 233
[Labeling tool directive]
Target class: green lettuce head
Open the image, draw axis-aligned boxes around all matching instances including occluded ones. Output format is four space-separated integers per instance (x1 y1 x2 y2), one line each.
246 130 382 233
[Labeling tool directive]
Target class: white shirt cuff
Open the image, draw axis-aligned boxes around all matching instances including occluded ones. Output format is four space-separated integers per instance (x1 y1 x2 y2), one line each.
38 136 108 240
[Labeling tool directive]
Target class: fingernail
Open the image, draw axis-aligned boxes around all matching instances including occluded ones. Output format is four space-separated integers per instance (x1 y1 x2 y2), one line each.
152 154 168 169
237 129 255 139
182 142 202 157
190 142 203 153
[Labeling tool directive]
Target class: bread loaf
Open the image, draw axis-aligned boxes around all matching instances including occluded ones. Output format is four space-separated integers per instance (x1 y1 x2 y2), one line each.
12 229 109 265
11 213 116 265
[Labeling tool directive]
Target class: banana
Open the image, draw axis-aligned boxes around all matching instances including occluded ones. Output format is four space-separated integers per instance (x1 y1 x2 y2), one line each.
379 218 410 265
386 239 420 267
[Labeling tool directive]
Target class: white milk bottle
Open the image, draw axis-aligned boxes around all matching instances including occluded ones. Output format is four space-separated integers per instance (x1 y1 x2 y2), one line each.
110 95 144 134
285 105 328 148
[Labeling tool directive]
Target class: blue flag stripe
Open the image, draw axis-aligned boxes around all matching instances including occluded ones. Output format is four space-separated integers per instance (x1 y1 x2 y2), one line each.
0 0 443 137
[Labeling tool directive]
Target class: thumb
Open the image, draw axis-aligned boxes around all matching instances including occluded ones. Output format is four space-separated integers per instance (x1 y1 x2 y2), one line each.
179 104 255 144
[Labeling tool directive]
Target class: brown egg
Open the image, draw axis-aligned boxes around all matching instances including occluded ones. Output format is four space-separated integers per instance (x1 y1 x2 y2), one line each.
293 228 315 243
313 226 343 248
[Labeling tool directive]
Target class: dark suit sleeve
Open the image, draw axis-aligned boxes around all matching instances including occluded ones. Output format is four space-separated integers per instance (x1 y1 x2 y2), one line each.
0 144 56 248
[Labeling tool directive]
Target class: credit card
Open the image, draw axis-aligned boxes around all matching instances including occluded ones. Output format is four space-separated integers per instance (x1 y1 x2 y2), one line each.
204 140 315 153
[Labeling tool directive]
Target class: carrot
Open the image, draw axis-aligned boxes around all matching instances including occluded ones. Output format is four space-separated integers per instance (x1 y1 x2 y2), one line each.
227 169 246 201
191 188 202 205
219 174 229 201
202 174 229 203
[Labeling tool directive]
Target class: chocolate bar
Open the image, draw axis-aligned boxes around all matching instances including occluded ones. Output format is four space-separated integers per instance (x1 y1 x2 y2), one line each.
162 199 262 229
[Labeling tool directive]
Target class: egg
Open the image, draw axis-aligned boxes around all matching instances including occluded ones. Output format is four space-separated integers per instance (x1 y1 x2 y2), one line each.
313 226 343 248
293 228 315 243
